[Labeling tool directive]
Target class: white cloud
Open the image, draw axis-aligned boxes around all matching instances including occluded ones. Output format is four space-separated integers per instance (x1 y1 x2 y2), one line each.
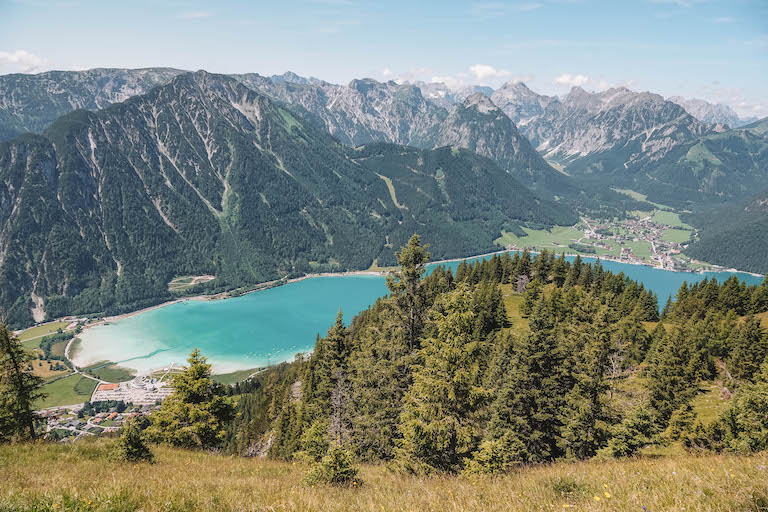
713 17 734 23
0 50 46 73
431 74 467 89
179 11 213 19
553 73 590 88
469 64 512 82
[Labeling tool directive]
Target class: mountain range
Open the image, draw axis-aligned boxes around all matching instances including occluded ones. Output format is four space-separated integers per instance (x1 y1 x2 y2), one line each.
2 69 764 205
0 67 767 325
0 71 573 327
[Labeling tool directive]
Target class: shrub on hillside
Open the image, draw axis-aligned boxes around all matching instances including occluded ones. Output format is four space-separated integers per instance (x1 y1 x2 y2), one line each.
116 419 153 463
304 444 360 486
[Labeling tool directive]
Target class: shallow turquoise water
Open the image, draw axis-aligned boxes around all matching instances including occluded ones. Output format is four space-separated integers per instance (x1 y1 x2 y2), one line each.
74 255 763 374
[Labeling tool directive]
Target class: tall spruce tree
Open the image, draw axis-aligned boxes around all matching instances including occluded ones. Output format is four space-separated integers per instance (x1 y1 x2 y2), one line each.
486 299 564 462
386 234 431 351
147 349 234 449
728 316 768 382
560 306 615 459
395 284 489 474
0 324 46 442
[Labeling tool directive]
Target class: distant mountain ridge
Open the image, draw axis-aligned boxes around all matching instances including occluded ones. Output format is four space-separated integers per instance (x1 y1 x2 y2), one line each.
668 96 757 129
0 67 185 140
2 67 760 206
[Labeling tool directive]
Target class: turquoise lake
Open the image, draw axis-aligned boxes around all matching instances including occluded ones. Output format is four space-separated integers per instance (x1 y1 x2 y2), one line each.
73 255 764 374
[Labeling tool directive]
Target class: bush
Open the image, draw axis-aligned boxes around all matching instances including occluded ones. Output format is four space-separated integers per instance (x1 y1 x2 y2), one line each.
295 420 329 463
305 444 360 486
463 434 527 475
602 407 654 458
116 419 153 463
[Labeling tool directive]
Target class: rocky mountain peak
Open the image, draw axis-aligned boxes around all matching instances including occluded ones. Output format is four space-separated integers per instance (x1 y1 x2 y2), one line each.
461 93 498 113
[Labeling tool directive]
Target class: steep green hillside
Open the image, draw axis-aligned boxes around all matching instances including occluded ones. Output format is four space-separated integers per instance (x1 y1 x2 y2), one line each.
351 143 577 257
684 187 768 274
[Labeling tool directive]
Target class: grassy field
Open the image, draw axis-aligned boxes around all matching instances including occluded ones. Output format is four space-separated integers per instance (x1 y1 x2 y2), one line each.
662 228 693 243
650 210 693 229
18 321 71 343
758 311 768 330
168 275 215 292
1 439 766 511
500 285 529 334
496 226 584 250
212 367 262 385
691 383 730 425
30 360 71 380
82 362 136 382
613 189 672 210
35 374 99 409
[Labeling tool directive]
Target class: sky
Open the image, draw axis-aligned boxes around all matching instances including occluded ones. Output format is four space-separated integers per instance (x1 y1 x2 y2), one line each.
1 0 766 117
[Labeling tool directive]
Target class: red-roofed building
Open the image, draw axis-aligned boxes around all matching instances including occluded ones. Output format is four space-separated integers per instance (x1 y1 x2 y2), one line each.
97 383 118 391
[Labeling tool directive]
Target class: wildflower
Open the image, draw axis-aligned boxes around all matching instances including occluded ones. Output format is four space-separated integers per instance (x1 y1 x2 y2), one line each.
604 492 611 498
594 496 601 501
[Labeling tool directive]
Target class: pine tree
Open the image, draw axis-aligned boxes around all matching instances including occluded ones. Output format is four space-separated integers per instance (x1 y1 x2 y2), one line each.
486 299 564 462
116 418 154 462
305 443 361 485
560 307 615 459
645 330 698 426
386 234 431 350
604 407 654 458
728 316 768 382
0 324 46 442
146 349 235 449
395 284 490 474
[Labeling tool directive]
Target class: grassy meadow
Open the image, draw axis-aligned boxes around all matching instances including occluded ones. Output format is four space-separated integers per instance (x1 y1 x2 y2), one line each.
35 374 98 409
1 439 766 511
18 321 71 345
82 362 136 383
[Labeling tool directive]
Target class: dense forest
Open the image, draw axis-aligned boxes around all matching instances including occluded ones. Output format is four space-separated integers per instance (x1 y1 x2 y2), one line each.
220 235 768 472
684 187 768 274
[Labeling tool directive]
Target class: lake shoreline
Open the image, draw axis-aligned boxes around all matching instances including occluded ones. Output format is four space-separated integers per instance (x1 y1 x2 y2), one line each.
78 248 764 330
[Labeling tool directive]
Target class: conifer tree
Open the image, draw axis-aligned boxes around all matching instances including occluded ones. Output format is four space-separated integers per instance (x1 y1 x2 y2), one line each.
728 316 768 382
147 349 234 449
560 307 615 459
395 284 489 473
486 299 564 462
117 418 154 462
645 330 697 425
551 253 568 288
0 324 46 442
386 234 430 350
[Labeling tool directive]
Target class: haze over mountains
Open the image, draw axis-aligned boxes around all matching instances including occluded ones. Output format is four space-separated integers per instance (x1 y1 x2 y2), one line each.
0 66 766 325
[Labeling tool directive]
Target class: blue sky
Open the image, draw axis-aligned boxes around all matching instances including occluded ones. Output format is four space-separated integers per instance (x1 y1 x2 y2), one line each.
1 0 766 117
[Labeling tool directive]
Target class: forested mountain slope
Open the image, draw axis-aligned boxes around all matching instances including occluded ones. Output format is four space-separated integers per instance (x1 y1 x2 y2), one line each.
684 185 768 274
0 71 569 327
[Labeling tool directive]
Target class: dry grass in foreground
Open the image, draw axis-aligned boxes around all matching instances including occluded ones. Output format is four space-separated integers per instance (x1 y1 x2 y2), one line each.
1 439 767 511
